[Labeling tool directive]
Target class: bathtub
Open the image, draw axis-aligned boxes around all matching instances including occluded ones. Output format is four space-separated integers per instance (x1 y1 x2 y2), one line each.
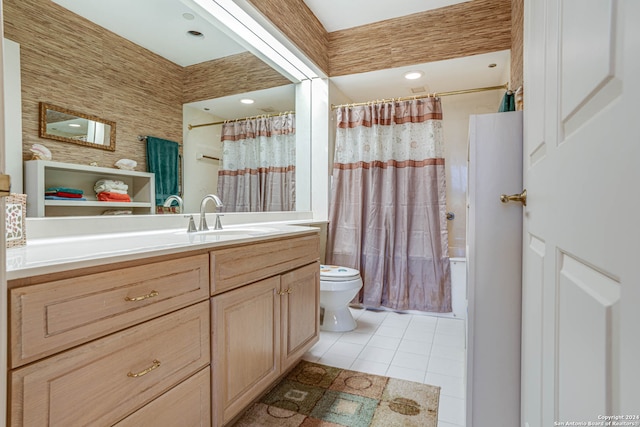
352 257 467 319
449 257 467 319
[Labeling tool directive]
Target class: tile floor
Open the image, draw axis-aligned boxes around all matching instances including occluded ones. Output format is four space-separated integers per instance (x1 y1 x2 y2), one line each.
303 307 467 427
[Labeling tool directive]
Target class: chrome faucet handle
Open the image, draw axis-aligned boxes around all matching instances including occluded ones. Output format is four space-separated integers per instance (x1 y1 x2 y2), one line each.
184 215 197 233
214 214 224 230
199 215 209 232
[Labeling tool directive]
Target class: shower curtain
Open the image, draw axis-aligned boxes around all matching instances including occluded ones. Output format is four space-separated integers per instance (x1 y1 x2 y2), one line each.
326 98 451 312
217 113 295 212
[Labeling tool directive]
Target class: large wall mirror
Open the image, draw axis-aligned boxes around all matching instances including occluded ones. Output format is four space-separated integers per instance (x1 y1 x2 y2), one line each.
39 103 116 151
5 0 311 216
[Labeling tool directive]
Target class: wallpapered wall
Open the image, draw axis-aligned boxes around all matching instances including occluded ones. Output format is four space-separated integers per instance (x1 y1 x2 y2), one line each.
3 0 288 171
248 0 518 81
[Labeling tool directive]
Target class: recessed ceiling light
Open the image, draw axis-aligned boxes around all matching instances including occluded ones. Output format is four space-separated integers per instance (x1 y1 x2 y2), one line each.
68 123 81 127
404 71 424 80
240 98 255 104
187 30 204 38
488 63 497 68
182 13 195 20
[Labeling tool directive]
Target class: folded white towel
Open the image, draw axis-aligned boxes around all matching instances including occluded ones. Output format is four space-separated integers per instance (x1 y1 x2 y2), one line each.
94 179 129 193
97 189 128 195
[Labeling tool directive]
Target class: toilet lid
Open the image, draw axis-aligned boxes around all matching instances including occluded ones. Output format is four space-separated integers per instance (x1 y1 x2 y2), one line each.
320 265 360 280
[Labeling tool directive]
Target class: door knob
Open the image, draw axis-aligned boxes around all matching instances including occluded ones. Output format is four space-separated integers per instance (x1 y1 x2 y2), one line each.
500 189 527 206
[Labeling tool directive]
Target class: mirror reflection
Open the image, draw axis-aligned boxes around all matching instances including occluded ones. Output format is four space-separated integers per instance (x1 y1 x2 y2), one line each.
184 85 297 213
4 0 305 217
39 103 116 151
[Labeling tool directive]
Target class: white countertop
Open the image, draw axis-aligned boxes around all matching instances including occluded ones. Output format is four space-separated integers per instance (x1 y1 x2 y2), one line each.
6 223 320 281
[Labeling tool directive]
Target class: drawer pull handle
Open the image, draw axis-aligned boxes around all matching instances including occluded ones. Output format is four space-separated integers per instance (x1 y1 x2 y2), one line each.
277 288 293 296
125 290 159 302
287 288 293 294
127 359 161 378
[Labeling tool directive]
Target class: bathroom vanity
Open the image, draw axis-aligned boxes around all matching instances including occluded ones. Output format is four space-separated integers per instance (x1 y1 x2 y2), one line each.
5 225 320 426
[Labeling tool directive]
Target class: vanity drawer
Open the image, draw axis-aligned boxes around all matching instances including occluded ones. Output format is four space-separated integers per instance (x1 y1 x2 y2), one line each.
10 301 210 427
10 254 209 368
210 234 320 295
114 367 211 427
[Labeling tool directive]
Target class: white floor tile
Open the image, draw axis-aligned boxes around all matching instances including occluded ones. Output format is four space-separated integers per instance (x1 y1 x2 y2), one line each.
431 344 465 362
436 318 466 335
403 327 435 342
358 345 396 364
302 352 321 363
438 395 466 426
391 351 430 370
386 365 426 383
425 372 466 399
304 346 327 361
433 332 466 348
352 320 380 334
398 338 432 356
317 354 356 370
381 314 412 328
427 356 465 378
318 331 343 345
367 335 401 350
350 359 389 376
357 310 388 324
337 332 372 346
374 325 406 339
410 314 439 327
327 341 364 358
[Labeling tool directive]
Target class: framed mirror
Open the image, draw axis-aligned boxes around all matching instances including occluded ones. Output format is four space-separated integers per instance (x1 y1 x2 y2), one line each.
39 102 116 151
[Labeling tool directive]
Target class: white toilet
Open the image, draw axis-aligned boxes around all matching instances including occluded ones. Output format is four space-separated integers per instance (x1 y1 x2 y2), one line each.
319 265 363 332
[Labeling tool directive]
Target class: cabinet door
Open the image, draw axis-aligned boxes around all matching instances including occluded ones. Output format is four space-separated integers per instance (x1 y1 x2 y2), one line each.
211 276 281 426
281 262 320 371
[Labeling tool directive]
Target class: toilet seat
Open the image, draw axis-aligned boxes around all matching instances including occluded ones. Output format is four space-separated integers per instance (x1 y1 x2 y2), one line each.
320 265 360 282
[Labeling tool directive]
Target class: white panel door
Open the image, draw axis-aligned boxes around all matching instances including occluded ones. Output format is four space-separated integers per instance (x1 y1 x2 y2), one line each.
521 0 640 425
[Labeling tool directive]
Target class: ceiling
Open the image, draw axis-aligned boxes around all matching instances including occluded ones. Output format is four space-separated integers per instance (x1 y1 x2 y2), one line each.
52 0 246 67
302 0 471 32
52 0 509 113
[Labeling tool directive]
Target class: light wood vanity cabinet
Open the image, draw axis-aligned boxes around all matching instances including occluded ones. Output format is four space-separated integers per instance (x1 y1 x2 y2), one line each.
6 231 320 426
8 253 212 426
210 236 320 426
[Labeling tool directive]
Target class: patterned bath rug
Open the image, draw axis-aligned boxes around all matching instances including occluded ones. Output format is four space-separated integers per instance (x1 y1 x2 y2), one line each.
231 360 440 427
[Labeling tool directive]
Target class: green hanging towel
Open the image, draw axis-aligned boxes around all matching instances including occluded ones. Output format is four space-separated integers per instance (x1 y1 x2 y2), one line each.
498 91 516 112
146 136 180 206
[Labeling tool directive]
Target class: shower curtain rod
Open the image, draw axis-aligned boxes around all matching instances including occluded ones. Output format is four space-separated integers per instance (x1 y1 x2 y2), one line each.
330 82 510 110
188 110 295 130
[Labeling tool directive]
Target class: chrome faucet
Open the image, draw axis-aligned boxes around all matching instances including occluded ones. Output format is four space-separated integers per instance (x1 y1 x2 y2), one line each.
163 195 184 213
199 194 224 231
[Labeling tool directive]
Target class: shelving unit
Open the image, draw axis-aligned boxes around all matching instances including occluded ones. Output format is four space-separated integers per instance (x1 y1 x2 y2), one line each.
24 160 155 217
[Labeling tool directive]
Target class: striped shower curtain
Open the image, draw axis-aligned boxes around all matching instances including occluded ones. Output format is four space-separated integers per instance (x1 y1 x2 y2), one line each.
326 98 452 312
216 113 296 212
